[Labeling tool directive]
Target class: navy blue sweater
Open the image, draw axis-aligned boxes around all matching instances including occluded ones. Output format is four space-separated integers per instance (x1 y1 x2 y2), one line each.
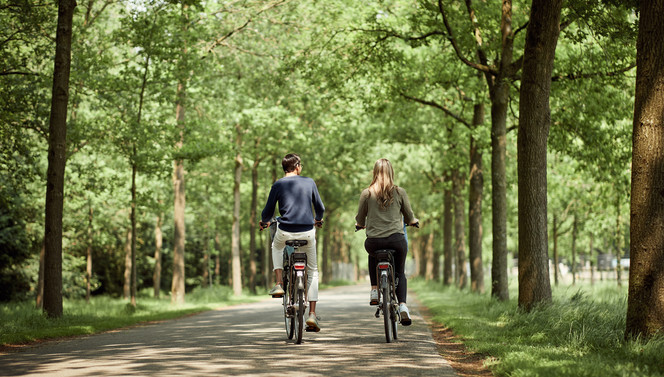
261 175 325 233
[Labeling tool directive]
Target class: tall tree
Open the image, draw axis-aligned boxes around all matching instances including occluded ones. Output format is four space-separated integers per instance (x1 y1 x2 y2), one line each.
171 3 188 305
231 123 244 296
43 0 77 318
468 103 485 293
625 0 664 340
517 0 562 311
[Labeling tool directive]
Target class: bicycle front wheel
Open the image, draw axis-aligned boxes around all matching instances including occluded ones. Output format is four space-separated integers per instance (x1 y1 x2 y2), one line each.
381 276 393 343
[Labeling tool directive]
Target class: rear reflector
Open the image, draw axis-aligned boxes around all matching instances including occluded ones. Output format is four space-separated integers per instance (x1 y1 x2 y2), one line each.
294 263 306 270
378 263 390 270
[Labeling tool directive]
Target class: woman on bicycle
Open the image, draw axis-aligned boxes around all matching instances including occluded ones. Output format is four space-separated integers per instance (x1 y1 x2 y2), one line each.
355 158 418 326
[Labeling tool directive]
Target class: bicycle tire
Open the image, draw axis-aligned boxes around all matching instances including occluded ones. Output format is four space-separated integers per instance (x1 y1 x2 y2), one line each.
390 275 398 340
295 278 305 344
284 281 295 339
381 275 393 343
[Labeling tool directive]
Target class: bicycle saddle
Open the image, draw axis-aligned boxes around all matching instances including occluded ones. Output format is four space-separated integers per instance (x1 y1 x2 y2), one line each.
374 249 395 261
286 240 308 247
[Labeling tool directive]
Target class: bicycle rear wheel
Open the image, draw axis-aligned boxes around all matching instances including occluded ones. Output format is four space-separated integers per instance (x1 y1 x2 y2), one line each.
283 282 295 339
381 276 393 343
295 279 305 344
390 274 398 340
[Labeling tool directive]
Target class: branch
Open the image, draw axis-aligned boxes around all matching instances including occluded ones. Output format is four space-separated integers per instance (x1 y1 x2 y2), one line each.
551 63 636 81
400 92 471 129
206 18 252 54
438 0 496 76
351 28 445 42
0 70 37 76
205 0 290 54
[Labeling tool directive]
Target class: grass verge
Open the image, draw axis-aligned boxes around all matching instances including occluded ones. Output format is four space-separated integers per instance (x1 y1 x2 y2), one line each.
0 286 264 346
410 279 664 377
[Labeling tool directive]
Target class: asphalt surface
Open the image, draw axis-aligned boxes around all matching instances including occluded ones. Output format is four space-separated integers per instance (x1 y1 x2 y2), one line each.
0 284 457 376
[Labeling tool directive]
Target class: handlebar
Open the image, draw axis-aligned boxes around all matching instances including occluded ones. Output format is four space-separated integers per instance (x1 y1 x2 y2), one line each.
355 221 419 232
259 219 323 231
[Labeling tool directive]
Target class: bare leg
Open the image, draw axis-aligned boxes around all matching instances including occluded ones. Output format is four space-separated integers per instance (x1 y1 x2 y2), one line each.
275 269 282 285
309 301 316 315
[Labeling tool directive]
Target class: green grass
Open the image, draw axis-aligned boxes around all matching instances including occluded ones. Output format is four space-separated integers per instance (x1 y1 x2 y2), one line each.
0 286 264 346
410 279 664 377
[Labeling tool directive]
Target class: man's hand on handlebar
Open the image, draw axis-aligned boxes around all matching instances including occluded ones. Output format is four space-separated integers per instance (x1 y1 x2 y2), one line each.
409 219 420 228
355 223 366 232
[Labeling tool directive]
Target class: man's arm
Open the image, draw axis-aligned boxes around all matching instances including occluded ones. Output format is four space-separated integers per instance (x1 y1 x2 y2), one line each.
311 180 325 221
261 184 279 224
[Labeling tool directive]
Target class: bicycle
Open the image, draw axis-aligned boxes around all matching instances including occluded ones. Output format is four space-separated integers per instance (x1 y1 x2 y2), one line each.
262 218 321 344
356 222 418 343
281 239 309 344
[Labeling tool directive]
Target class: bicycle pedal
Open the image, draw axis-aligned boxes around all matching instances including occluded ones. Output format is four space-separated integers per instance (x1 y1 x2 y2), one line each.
375 308 381 318
271 294 284 298
305 326 321 332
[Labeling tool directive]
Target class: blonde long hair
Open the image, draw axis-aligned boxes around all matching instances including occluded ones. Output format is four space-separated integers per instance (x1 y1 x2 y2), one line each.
369 158 396 209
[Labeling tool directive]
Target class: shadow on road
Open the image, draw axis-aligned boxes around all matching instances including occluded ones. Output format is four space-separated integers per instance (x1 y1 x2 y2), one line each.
0 285 456 376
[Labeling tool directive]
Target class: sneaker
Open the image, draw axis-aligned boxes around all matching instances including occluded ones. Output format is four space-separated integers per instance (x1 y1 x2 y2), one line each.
306 313 321 332
269 284 285 297
370 289 379 306
399 303 412 326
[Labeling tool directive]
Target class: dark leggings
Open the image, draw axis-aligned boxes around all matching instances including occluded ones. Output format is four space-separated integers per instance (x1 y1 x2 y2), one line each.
365 233 408 304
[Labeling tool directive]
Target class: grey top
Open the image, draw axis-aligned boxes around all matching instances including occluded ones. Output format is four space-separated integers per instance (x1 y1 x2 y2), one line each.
355 186 416 238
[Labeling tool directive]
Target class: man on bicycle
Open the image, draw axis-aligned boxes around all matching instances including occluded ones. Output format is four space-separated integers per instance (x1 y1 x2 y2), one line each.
260 153 325 332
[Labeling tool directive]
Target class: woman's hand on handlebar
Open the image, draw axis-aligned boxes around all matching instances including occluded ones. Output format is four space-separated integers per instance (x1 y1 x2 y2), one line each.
259 221 271 231
315 219 324 228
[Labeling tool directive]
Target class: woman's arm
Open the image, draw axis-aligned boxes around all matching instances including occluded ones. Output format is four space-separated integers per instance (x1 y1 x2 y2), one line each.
354 189 369 227
399 187 417 225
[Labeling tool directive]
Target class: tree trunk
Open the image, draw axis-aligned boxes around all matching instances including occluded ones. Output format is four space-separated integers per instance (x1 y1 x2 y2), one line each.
124 228 131 299
322 221 331 284
153 213 163 298
589 233 594 286
171 80 186 305
231 123 243 296
626 0 664 340
214 232 222 285
517 0 561 311
43 0 76 319
432 221 441 281
202 222 210 289
453 168 467 289
411 234 422 278
572 213 577 285
615 193 623 287
469 103 484 293
443 172 454 285
248 153 261 294
552 213 559 286
424 232 435 280
130 160 137 307
86 204 93 303
36 243 45 309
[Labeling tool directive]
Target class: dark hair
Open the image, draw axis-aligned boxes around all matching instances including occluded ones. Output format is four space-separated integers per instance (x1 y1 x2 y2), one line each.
282 153 301 173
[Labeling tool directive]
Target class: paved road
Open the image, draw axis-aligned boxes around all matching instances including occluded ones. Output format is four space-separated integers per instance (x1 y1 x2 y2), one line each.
0 284 457 376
